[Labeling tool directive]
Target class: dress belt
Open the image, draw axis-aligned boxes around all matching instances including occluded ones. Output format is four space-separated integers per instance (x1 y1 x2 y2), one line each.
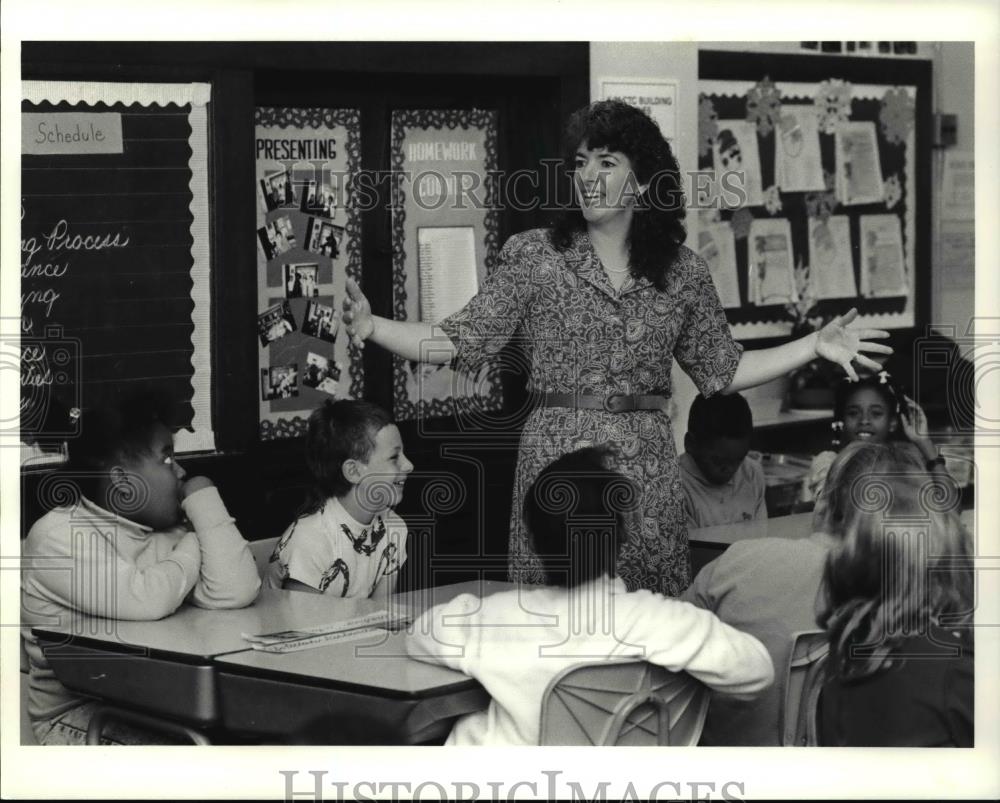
539 392 672 414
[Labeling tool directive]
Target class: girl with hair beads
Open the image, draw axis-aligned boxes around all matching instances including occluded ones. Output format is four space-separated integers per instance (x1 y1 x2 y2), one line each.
21 389 260 745
800 371 945 505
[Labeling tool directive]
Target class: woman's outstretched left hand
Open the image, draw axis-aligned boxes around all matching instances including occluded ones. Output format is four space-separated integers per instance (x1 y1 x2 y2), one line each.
815 308 893 381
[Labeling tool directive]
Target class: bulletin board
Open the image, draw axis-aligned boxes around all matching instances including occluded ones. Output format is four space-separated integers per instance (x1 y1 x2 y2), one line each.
255 107 364 440
390 108 501 421
20 81 214 453
697 51 932 340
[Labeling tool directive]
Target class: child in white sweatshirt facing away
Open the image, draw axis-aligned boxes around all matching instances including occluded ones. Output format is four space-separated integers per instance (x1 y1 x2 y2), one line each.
406 445 774 745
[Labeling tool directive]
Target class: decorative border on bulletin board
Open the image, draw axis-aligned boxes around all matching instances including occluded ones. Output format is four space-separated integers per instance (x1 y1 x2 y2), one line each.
389 108 501 421
22 80 215 454
256 106 363 441
697 51 932 341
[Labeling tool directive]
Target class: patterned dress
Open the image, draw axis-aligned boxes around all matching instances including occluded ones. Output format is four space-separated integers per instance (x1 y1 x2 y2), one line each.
439 228 742 596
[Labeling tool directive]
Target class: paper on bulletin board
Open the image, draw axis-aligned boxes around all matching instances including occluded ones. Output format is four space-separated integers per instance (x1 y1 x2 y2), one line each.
417 226 479 323
859 214 908 297
808 215 858 299
939 220 975 289
835 121 884 206
941 150 974 221
748 218 797 305
599 77 678 144
713 119 764 208
254 107 363 441
697 222 741 308
774 105 825 192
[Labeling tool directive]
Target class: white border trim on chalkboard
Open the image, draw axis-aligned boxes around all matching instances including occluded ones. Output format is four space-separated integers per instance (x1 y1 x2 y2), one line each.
21 80 215 453
22 81 211 107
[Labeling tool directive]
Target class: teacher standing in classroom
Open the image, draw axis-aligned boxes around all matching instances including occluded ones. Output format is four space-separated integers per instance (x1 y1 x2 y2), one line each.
343 100 890 596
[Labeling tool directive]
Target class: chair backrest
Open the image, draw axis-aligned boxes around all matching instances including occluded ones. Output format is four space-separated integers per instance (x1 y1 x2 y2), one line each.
781 629 829 746
249 536 280 579
539 660 710 746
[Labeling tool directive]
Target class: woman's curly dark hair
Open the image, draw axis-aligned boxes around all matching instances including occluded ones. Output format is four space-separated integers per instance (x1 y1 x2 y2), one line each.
550 100 687 290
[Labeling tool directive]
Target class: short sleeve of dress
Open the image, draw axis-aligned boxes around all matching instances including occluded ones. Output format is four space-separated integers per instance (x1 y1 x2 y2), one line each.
672 249 744 397
437 231 537 374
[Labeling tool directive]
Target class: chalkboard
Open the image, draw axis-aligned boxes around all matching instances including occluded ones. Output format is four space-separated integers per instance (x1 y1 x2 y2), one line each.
20 81 214 452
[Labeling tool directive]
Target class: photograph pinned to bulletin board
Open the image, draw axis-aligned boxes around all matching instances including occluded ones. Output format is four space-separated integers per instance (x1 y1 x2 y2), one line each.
255 107 363 440
389 108 501 421
696 51 931 339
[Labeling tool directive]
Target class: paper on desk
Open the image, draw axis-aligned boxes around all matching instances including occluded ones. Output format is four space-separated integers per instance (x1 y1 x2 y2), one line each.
242 608 412 646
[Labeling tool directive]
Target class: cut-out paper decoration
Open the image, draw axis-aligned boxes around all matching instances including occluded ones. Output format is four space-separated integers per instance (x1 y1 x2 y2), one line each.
697 222 741 308
763 185 783 215
745 76 782 136
713 119 764 207
698 95 719 158
805 170 839 223
879 87 915 146
808 215 859 299
883 174 902 210
786 260 821 332
731 207 754 240
748 218 797 305
775 105 825 192
813 79 853 134
859 214 907 297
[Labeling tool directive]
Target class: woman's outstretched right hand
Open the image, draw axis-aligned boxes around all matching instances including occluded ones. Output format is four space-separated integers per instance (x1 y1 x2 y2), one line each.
342 277 375 348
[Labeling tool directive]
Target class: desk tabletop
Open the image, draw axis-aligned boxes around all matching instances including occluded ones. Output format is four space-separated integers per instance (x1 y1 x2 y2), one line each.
32 579 517 660
689 512 812 549
215 630 476 696
690 507 975 550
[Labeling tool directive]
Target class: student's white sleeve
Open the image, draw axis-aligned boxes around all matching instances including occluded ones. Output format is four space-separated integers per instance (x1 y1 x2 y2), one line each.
405 593 478 672
22 515 202 621
183 486 261 609
280 518 332 592
622 595 774 695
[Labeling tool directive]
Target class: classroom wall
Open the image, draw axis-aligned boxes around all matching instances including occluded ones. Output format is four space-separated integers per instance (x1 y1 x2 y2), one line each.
590 41 976 448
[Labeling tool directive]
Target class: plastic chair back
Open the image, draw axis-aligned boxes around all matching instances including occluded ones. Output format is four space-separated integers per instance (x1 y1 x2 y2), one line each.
539 659 709 746
781 629 829 746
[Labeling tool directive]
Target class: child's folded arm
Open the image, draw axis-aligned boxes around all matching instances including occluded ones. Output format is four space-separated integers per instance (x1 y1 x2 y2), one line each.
182 485 261 609
631 598 775 695
23 518 201 621
405 594 478 672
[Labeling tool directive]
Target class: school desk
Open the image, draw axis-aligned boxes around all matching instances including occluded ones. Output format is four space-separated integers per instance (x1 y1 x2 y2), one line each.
690 507 975 576
30 580 509 740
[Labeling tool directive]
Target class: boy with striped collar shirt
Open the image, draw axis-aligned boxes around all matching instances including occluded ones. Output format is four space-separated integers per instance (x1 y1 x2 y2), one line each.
265 400 413 599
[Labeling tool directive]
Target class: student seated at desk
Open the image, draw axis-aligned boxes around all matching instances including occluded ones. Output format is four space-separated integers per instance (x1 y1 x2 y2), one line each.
681 440 925 746
406 445 774 746
21 390 261 746
817 447 973 747
264 400 412 599
679 392 766 528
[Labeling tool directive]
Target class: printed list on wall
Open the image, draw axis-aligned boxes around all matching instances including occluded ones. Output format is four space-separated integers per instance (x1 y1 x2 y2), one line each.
20 95 204 452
